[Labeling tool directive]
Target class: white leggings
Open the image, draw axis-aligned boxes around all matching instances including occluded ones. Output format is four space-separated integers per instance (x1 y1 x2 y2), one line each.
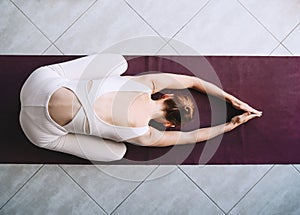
19 54 128 162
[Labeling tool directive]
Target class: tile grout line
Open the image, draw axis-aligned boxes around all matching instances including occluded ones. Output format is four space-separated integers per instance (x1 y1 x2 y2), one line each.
50 0 98 47
276 17 298 55
58 165 109 215
41 43 65 55
167 0 212 42
268 43 294 56
154 1 211 56
177 166 226 215
279 21 300 46
13 0 97 56
155 43 170 55
291 165 300 174
122 0 169 44
155 42 180 55
237 0 281 44
52 43 65 55
109 165 160 215
163 0 211 54
9 0 54 46
279 43 294 55
167 42 188 55
0 164 44 211
268 43 282 56
226 164 275 214
41 44 55 55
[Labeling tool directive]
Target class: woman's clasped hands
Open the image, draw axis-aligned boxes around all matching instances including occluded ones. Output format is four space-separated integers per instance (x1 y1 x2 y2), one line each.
227 97 263 130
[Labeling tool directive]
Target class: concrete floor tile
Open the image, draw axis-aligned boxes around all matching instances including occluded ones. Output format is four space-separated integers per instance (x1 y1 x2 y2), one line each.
61 165 157 214
173 0 278 55
112 165 224 215
125 0 210 38
12 0 96 42
283 24 300 56
0 0 51 54
55 0 157 54
180 165 272 213
229 165 300 215
0 165 105 215
269 44 293 56
101 36 166 55
0 164 41 208
239 0 300 41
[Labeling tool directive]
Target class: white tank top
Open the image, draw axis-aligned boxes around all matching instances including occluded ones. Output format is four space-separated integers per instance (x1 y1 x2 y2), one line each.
62 76 151 142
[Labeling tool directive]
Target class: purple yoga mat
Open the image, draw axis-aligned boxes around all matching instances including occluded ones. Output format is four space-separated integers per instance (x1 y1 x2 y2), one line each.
1 55 299 164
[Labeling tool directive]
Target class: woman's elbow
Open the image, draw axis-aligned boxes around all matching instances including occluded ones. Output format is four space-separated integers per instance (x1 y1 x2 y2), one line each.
127 137 163 147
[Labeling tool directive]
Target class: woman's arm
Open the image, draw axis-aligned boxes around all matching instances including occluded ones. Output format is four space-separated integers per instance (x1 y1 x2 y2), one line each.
127 73 233 100
135 123 230 147
193 78 262 114
128 73 262 114
192 77 233 102
193 77 263 114
129 112 261 147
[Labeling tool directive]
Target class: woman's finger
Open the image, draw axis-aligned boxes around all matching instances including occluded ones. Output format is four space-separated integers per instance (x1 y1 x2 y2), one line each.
243 103 262 115
236 112 251 123
241 113 260 123
231 112 261 129
248 106 261 114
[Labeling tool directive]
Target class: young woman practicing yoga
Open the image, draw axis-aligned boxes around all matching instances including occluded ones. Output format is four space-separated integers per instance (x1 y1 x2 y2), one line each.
19 54 262 162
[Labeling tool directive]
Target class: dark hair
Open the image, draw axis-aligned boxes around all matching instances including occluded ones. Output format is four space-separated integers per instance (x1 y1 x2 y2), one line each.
163 94 195 126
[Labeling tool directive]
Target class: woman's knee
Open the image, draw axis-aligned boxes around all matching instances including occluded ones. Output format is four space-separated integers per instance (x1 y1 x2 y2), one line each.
112 143 127 161
98 142 127 162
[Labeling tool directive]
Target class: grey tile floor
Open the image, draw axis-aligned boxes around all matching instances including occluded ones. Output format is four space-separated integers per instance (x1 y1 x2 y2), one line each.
1 0 300 214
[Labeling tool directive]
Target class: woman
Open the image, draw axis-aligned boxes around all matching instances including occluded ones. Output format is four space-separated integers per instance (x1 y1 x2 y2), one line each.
19 54 262 162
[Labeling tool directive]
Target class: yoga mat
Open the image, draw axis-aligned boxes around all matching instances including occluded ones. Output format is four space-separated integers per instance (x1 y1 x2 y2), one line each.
1 55 299 164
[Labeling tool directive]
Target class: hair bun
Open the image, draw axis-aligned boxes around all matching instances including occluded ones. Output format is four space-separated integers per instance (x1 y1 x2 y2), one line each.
163 94 195 126
184 106 190 113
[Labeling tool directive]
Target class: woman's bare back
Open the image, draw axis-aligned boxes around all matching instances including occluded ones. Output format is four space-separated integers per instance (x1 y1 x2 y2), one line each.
48 87 151 128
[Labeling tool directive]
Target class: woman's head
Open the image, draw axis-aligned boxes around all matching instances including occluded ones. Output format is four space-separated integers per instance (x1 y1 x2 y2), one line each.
161 94 195 127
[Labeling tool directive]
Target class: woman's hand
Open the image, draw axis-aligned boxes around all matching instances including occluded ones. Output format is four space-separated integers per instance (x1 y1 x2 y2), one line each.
231 97 262 115
227 112 261 131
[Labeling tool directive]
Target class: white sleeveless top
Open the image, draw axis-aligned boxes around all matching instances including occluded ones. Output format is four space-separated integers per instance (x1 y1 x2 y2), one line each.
62 76 151 142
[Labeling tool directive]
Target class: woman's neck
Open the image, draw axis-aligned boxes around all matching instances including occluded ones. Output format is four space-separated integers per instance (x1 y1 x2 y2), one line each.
149 99 165 123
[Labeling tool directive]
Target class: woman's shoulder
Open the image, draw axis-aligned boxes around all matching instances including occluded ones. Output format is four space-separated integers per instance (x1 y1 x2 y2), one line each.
122 75 154 93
